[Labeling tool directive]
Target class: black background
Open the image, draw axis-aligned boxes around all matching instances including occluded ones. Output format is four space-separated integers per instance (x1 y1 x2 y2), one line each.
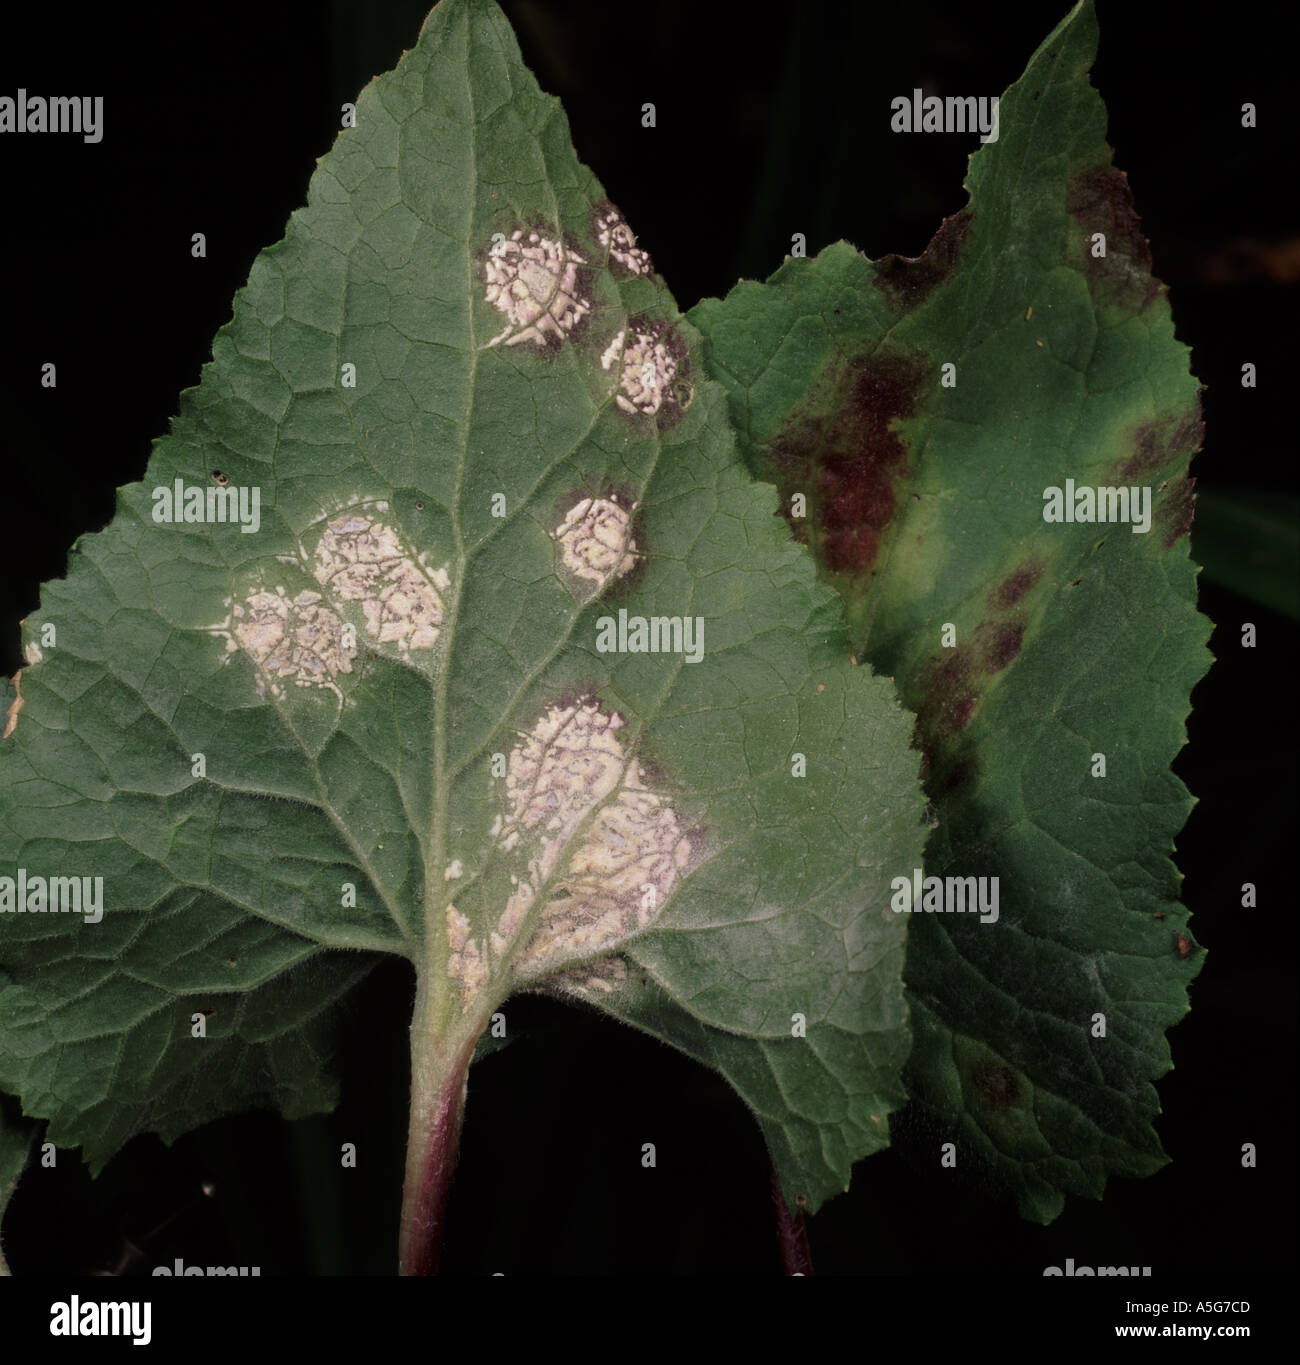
0 0 1295 1280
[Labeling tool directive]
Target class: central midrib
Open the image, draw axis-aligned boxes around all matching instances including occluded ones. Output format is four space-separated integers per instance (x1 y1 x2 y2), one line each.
424 29 480 1032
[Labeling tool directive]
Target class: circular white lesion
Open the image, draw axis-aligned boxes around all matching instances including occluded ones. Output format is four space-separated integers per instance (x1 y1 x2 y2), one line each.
552 494 637 590
600 327 678 416
507 701 627 850
226 587 356 701
483 699 691 990
483 229 590 348
311 514 448 654
522 771 689 967
596 208 653 277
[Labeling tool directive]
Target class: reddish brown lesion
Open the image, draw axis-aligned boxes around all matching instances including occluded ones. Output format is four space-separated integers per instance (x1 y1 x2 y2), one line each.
1065 163 1161 313
770 346 932 581
1104 395 1204 548
970 1060 1022 1111
873 206 975 312
977 620 1026 674
1155 475 1198 548
912 562 1042 775
1112 394 1204 485
917 648 979 747
987 557 1046 612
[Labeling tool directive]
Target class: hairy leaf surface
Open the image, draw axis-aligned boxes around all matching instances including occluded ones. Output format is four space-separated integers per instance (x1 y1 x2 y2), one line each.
0 0 926 1212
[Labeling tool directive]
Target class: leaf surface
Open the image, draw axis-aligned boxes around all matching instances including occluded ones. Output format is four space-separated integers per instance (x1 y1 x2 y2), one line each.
0 1099 36 1276
690 0 1211 1220
0 0 926 1212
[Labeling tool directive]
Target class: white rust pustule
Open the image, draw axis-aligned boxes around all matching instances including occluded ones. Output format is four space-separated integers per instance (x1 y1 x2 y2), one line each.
311 513 448 654
600 326 679 417
207 505 447 702
482 228 590 348
224 587 356 700
445 699 690 1013
445 904 487 1003
550 955 629 997
595 207 653 278
552 495 637 590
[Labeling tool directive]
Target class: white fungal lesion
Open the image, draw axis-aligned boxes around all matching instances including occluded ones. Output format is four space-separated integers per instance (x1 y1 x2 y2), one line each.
446 903 488 1006
600 326 679 416
520 774 687 969
3 671 24 740
310 513 449 654
548 955 629 997
552 495 638 590
487 699 691 986
210 586 356 701
482 228 590 348
595 207 653 277
203 504 447 702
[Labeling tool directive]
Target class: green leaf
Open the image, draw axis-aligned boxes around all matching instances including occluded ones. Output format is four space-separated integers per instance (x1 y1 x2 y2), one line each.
690 0 1211 1221
0 1098 37 1277
0 0 926 1234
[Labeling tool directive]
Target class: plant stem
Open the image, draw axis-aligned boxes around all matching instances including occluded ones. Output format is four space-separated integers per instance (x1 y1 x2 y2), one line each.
770 1163 813 1276
397 973 479 1276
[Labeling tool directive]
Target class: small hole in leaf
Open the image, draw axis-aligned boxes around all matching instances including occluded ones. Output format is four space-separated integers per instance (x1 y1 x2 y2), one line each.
415 500 424 510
